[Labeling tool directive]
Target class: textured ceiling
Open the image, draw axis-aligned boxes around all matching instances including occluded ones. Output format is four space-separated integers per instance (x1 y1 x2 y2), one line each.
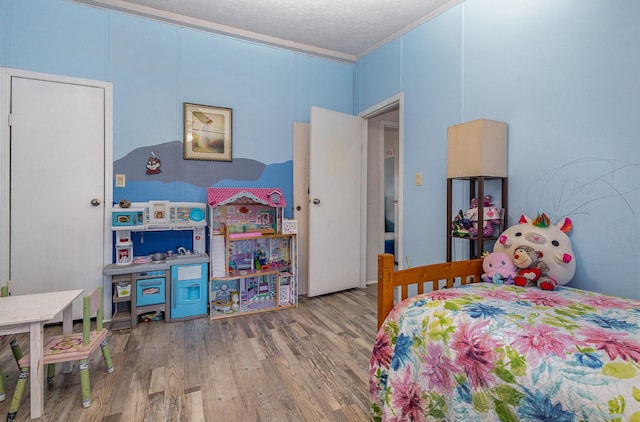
74 0 459 62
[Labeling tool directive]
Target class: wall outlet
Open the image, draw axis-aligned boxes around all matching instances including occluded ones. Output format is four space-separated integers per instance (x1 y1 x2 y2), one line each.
416 172 423 186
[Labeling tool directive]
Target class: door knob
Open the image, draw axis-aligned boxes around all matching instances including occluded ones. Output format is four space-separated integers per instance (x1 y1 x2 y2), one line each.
312 198 320 205
90 198 101 206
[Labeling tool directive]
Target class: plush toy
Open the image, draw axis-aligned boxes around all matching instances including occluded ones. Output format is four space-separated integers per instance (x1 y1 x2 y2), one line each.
465 196 501 237
512 245 552 288
481 252 517 285
493 213 575 290
450 209 471 237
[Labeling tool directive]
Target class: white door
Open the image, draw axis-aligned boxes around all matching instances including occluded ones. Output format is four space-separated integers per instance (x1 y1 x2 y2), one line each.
307 106 363 296
10 76 107 319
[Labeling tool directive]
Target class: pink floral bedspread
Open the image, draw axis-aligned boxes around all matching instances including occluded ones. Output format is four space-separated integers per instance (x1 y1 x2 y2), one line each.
369 283 640 421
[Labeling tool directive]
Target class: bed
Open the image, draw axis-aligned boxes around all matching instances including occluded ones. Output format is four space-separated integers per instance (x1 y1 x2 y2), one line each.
370 253 640 421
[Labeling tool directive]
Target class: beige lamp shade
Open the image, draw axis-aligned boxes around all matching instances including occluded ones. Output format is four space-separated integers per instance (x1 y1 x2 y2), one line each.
447 119 507 178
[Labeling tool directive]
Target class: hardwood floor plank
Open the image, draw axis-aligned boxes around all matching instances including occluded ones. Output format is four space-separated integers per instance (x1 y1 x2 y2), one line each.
120 369 151 421
186 389 205 422
0 285 377 421
141 391 164 421
269 352 329 421
148 366 166 395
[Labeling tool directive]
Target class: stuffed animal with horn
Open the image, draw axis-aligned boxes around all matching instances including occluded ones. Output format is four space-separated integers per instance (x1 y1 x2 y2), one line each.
493 213 575 290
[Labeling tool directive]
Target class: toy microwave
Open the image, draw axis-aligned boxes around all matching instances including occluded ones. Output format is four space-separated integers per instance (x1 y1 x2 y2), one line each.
112 208 144 228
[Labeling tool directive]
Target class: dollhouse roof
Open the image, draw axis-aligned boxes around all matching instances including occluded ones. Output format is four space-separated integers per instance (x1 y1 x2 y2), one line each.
208 187 286 208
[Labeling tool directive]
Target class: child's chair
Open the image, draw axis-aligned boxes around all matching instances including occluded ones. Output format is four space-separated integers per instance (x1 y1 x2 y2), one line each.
0 284 23 402
7 287 114 420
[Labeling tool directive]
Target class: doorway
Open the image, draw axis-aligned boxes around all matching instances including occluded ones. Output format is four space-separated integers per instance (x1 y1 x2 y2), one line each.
383 122 399 261
363 102 401 283
293 94 403 293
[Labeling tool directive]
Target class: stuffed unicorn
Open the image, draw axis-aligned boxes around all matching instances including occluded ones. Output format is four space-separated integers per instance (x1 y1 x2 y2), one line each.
493 213 575 290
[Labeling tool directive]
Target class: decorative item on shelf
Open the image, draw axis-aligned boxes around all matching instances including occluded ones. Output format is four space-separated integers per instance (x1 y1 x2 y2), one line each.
450 210 471 237
465 196 501 237
447 119 507 178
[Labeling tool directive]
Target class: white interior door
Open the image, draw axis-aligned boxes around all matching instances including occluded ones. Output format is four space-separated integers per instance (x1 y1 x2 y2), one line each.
10 76 107 319
308 106 363 296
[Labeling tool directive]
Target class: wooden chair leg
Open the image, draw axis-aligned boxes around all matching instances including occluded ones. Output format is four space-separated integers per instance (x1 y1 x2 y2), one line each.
1 338 23 403
0 364 5 402
100 340 115 373
9 339 22 364
47 363 56 385
79 359 91 408
7 366 29 421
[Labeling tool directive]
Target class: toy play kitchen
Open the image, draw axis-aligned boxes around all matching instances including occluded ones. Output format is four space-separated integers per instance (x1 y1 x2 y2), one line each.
103 200 209 330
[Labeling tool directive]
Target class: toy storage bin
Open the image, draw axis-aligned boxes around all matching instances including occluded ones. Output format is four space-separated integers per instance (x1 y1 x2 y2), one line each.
116 282 131 298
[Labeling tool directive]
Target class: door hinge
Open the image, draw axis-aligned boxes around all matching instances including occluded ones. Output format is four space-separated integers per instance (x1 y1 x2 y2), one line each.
7 113 12 127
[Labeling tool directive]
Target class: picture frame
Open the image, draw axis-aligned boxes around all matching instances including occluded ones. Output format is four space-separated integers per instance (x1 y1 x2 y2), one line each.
183 102 232 161
148 200 170 224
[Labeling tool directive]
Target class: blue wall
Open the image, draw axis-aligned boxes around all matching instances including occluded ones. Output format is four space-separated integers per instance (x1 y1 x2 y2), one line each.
0 0 353 215
355 0 640 299
2 0 638 299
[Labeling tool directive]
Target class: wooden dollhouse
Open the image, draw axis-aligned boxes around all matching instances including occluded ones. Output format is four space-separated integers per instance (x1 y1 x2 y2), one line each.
208 188 297 319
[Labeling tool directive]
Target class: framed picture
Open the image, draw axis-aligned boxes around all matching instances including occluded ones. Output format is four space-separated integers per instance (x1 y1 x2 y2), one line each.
183 102 232 161
148 200 170 224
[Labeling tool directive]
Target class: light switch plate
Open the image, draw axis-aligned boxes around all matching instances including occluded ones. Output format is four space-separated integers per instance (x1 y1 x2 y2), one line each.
115 174 126 187
416 172 423 186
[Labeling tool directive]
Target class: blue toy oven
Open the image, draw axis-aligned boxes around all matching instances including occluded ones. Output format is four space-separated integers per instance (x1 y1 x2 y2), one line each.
136 274 166 306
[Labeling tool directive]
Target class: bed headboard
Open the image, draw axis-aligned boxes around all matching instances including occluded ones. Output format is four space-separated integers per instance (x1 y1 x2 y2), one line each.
377 254 484 329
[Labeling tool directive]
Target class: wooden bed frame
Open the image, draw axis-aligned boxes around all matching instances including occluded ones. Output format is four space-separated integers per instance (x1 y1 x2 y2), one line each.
377 254 484 329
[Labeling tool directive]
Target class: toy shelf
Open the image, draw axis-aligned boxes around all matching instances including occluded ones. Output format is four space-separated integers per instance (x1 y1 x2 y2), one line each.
446 176 508 260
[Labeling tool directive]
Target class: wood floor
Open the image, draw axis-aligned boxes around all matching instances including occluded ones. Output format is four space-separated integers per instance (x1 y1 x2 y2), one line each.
0 285 377 422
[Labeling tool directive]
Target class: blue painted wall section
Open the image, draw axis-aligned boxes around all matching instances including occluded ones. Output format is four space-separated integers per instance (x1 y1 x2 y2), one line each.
355 0 640 299
2 0 638 299
1 0 351 222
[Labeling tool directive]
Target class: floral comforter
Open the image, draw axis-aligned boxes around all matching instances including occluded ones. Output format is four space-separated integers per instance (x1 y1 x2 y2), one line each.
369 283 640 421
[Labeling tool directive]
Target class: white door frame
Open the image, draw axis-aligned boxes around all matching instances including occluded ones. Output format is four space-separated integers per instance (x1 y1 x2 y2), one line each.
359 92 404 270
292 122 310 295
0 67 113 292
